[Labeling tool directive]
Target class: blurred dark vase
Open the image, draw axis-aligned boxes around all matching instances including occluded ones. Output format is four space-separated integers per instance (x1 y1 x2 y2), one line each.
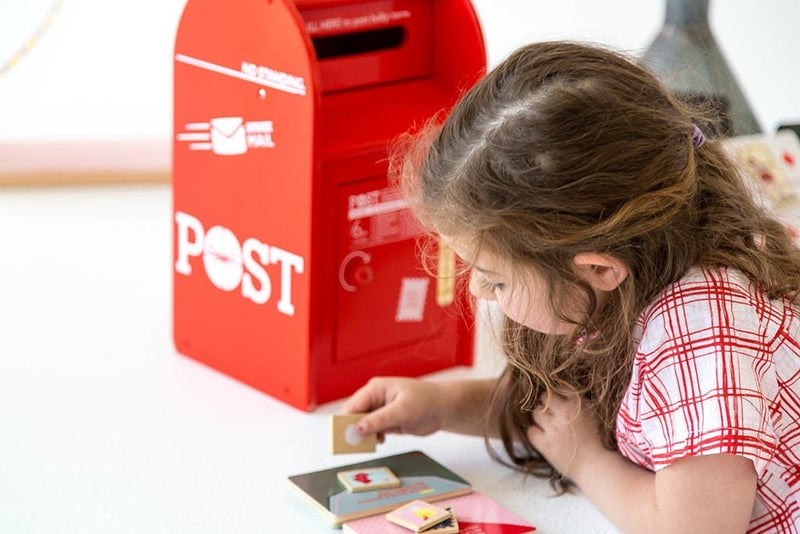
641 0 761 137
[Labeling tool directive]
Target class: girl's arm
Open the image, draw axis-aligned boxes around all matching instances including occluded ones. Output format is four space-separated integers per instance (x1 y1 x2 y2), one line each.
528 394 757 534
344 377 499 438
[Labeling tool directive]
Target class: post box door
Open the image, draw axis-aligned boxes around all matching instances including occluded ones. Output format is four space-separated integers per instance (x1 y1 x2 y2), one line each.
335 176 451 362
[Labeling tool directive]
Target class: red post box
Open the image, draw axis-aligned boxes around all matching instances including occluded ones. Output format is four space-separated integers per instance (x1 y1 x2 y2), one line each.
172 0 486 411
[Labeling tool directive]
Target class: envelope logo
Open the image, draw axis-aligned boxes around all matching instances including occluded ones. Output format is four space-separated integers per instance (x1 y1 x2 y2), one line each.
176 116 276 156
209 117 247 155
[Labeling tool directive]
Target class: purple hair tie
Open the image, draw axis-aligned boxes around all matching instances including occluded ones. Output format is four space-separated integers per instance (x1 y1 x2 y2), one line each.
691 124 706 148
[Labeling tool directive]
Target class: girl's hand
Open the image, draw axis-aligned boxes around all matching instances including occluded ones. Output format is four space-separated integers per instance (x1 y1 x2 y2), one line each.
529 393 757 533
342 377 447 441
526 393 606 480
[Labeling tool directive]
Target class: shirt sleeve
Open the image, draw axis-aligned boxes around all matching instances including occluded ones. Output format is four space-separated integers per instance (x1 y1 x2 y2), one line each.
635 271 778 476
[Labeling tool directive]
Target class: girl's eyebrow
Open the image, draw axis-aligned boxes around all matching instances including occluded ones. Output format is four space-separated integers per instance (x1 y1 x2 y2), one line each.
450 248 500 276
473 265 500 276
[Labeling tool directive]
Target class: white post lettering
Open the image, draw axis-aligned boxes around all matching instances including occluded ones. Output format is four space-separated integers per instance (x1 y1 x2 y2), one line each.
270 246 304 316
175 211 204 275
242 238 271 304
202 226 243 292
174 211 305 314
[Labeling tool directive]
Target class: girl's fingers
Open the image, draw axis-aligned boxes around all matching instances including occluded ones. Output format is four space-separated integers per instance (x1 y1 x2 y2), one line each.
343 378 396 415
354 403 406 436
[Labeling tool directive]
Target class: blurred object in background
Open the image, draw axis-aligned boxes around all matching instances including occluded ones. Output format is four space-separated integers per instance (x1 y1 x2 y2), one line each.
642 0 761 137
779 123 800 140
722 129 800 239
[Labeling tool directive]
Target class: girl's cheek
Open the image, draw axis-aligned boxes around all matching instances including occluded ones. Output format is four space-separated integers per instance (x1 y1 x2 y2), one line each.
502 297 562 335
498 296 532 328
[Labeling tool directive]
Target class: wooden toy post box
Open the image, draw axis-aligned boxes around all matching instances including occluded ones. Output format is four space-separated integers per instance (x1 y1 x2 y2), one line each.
172 0 486 410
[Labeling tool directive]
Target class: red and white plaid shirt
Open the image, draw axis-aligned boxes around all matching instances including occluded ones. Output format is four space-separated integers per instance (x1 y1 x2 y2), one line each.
616 266 800 532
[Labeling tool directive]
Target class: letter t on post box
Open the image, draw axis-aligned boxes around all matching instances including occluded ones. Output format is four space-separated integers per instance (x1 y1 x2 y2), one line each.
172 0 487 410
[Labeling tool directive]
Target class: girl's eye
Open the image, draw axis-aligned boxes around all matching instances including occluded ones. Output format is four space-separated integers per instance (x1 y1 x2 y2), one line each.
479 276 504 293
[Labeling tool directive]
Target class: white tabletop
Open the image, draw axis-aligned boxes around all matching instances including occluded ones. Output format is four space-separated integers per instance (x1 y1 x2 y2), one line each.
0 183 619 533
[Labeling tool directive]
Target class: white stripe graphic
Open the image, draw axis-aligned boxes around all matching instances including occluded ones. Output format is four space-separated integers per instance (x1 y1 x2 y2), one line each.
348 199 407 221
189 143 213 151
176 133 211 141
175 54 306 96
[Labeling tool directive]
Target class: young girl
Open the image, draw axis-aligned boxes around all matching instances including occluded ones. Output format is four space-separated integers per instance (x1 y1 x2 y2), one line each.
343 42 800 533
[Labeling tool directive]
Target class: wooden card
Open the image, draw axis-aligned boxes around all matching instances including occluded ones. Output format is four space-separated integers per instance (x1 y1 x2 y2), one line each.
331 414 376 454
386 500 451 532
337 466 401 493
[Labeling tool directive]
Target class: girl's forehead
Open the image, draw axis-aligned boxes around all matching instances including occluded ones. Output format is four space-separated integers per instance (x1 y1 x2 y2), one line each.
440 233 503 274
439 233 474 259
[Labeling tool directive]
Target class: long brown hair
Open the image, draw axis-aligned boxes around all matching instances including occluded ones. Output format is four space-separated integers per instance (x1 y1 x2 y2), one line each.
395 41 800 489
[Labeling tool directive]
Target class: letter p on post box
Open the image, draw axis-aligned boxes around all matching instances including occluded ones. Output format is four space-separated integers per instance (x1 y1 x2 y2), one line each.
172 0 486 410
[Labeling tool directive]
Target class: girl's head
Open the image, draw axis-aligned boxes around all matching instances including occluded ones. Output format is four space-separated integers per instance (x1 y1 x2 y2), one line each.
404 41 715 318
396 41 800 484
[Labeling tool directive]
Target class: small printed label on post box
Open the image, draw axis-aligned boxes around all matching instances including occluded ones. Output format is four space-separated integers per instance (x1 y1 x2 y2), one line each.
305 9 412 36
395 277 429 322
346 187 420 250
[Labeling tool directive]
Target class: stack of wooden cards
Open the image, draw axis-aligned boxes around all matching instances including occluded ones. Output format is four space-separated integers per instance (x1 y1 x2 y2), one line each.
287 450 472 527
385 500 459 533
341 491 537 533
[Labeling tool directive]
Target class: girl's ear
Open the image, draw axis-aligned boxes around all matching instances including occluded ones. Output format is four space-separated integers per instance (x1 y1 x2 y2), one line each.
573 253 628 292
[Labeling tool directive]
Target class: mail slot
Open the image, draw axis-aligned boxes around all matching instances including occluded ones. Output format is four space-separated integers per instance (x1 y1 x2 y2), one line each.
172 0 486 410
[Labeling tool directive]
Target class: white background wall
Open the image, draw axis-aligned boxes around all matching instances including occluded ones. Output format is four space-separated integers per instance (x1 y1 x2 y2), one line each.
0 1 798 152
